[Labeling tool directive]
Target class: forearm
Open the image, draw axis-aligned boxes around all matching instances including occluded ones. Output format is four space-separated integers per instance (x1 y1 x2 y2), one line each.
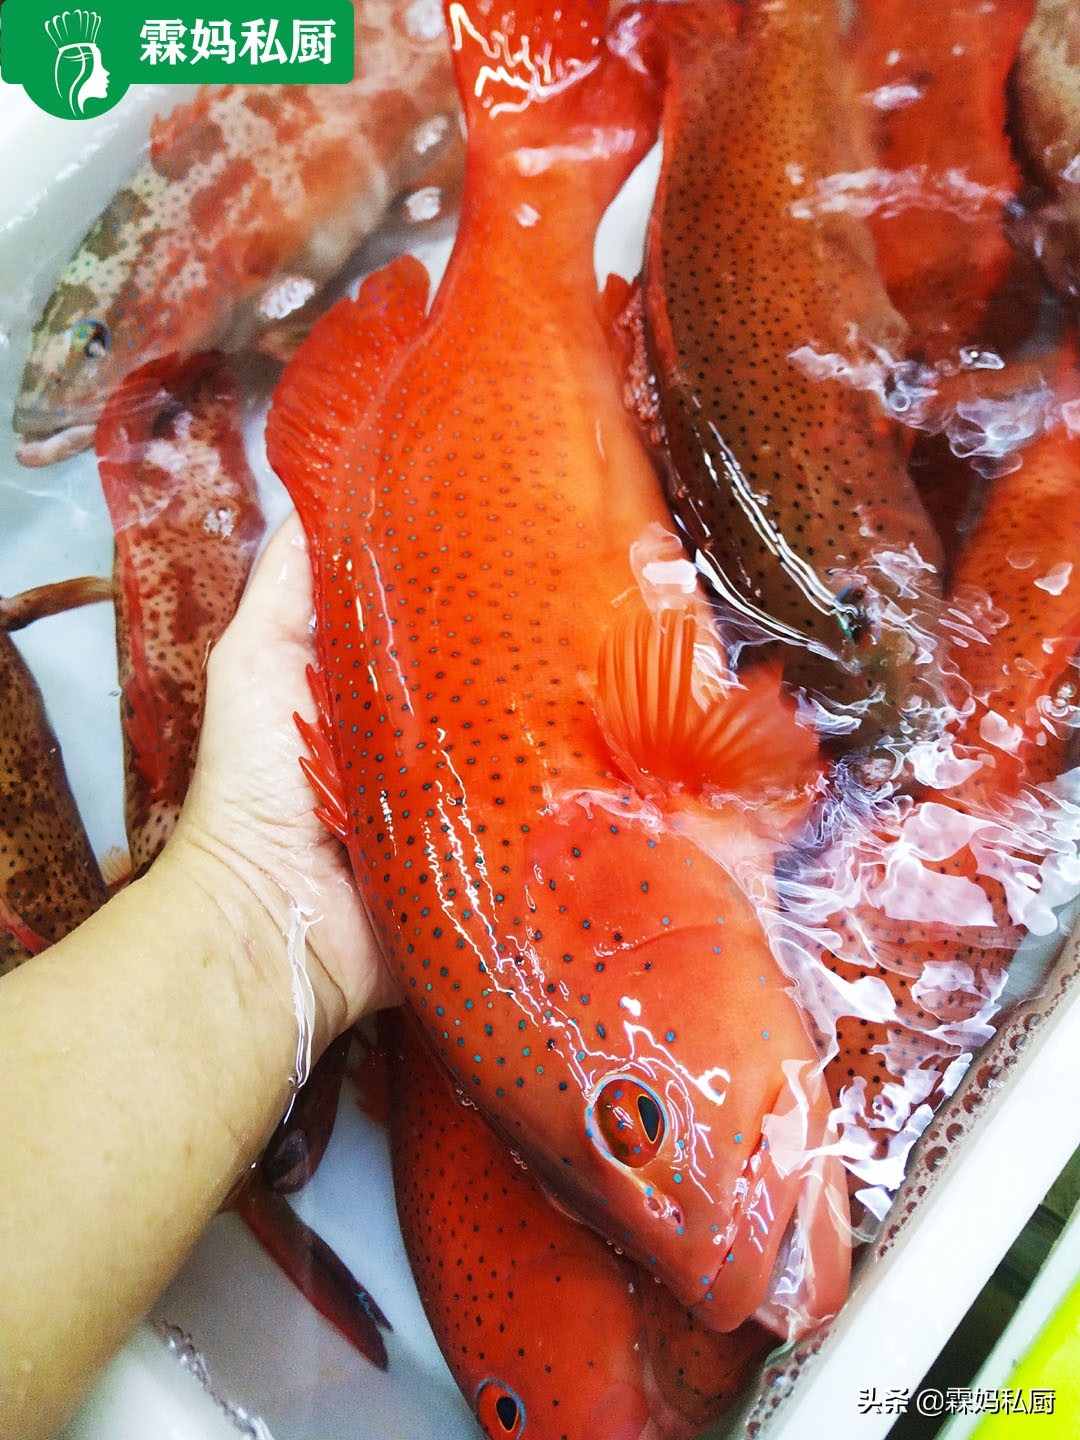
0 842 301 1440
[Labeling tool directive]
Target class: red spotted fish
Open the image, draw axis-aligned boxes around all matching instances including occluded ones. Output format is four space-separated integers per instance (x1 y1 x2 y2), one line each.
639 0 944 736
809 349 1080 1186
849 0 1036 360
93 355 387 1362
0 586 109 973
94 352 265 875
13 0 463 467
386 1006 775 1439
267 0 850 1337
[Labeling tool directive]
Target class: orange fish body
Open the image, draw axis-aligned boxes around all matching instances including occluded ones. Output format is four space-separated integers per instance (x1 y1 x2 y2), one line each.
850 0 1037 358
95 353 265 875
946 357 1080 787
268 0 850 1336
821 356 1080 1173
386 1007 775 1439
641 0 943 734
637 1286 773 1440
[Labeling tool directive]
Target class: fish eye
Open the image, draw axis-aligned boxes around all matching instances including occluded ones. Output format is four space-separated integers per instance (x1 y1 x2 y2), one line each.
835 583 879 648
590 1076 667 1168
71 319 110 360
476 1379 526 1437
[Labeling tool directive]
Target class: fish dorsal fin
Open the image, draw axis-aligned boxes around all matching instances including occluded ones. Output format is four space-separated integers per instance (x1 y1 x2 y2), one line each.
597 606 821 822
265 255 429 531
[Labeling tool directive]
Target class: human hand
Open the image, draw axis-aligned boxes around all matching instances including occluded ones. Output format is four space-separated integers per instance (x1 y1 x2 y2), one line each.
167 512 398 1055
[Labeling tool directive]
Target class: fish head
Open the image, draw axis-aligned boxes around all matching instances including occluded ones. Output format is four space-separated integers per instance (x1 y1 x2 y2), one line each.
553 907 850 1338
387 1009 664 1440
467 1258 657 1440
14 293 129 465
518 771 848 1337
14 162 184 468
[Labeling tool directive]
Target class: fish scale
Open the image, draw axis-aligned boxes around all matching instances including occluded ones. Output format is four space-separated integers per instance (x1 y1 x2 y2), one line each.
0 626 108 972
268 0 850 1337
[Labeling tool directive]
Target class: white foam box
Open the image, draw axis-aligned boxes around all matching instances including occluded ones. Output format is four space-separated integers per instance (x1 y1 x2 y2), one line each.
1 68 1078 1440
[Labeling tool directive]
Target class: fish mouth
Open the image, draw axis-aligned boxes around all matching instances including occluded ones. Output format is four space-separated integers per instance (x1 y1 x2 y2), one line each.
750 1148 852 1341
14 424 98 468
688 1068 852 1338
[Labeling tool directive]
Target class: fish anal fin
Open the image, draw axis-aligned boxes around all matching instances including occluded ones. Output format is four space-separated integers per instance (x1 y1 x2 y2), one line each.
265 255 430 531
295 663 349 845
597 606 821 825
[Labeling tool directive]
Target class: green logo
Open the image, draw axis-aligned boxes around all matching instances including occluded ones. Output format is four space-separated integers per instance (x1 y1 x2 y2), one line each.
1 0 355 118
12 7 129 118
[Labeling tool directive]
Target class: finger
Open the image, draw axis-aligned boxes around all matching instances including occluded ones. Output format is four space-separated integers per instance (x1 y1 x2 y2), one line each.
226 512 313 654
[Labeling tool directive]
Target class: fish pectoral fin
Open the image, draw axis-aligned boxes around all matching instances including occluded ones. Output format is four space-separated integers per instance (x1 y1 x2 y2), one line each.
265 255 430 529
296 663 349 845
596 604 821 816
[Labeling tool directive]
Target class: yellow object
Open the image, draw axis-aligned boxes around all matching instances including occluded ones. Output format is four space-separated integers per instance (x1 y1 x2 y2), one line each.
972 1272 1080 1436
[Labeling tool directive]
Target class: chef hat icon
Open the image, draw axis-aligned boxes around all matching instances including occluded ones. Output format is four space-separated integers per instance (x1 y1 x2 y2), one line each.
44 10 110 115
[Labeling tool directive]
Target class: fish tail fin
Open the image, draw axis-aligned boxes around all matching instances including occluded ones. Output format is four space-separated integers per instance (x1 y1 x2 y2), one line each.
97 352 232 451
597 605 822 831
265 255 430 532
446 0 661 186
97 352 245 524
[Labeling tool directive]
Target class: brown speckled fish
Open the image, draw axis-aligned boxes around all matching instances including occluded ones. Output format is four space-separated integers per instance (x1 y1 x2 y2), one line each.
386 1007 774 1439
0 601 108 974
849 0 1036 359
94 352 265 875
641 0 943 736
268 0 851 1337
1012 0 1080 298
14 0 462 467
